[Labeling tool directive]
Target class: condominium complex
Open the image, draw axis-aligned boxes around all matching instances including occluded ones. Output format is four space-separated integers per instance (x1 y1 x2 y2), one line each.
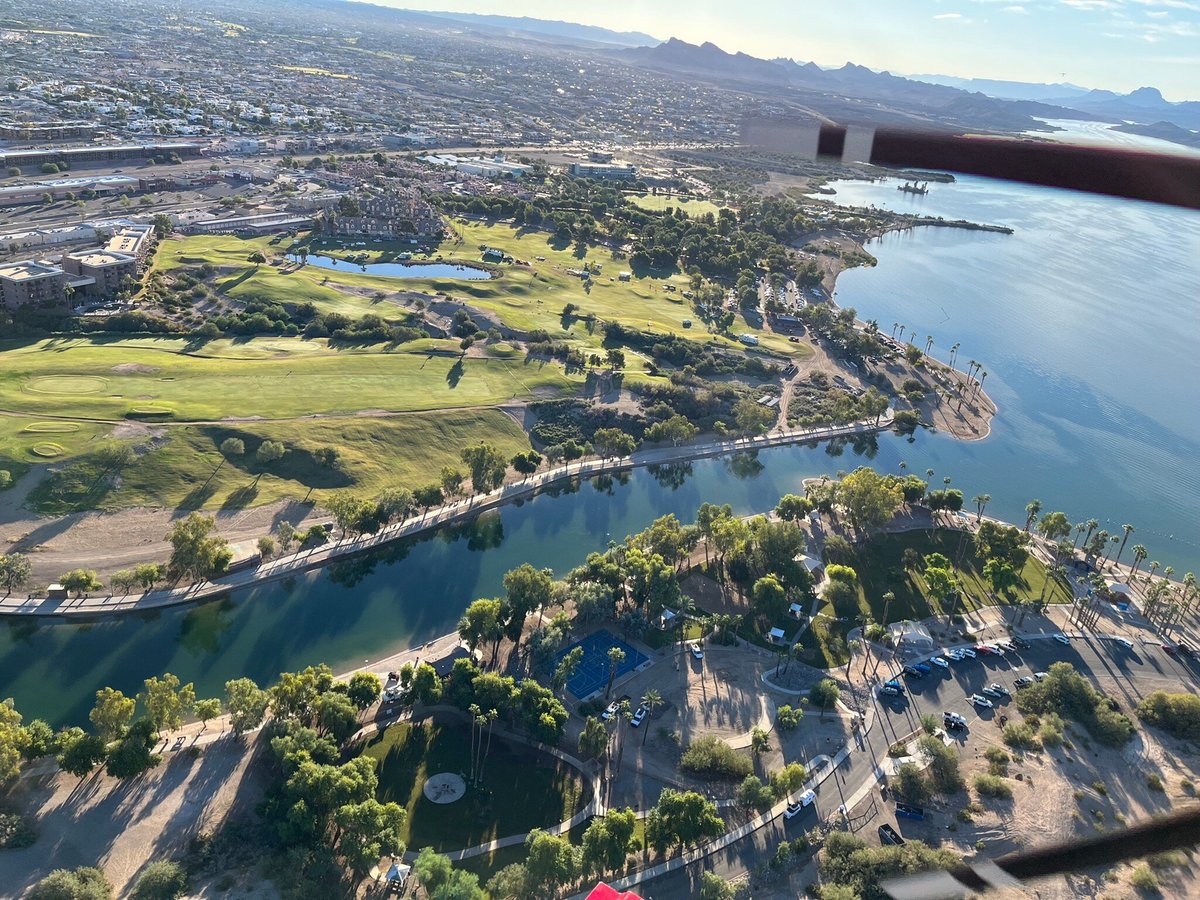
0 260 67 311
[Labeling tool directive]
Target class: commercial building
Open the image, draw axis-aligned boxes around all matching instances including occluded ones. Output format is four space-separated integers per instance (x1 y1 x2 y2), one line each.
61 249 138 297
102 223 156 260
183 212 312 235
0 121 98 142
0 142 204 171
0 260 67 311
569 161 637 180
421 153 531 178
0 174 143 208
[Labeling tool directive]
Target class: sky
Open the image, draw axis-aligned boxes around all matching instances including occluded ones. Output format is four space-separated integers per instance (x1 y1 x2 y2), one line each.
387 0 1200 100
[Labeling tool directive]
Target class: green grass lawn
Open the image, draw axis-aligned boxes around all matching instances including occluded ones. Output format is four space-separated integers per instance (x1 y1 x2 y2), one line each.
0 337 576 422
359 719 587 853
25 409 530 515
849 528 1074 622
626 193 724 219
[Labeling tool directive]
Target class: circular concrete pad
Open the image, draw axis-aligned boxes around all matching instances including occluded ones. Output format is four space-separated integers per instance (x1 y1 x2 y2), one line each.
422 772 466 805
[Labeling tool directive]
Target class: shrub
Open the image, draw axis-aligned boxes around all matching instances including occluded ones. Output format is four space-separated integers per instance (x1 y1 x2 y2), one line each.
1002 721 1040 750
1147 850 1187 870
1137 690 1200 739
680 736 752 780
776 704 804 730
893 762 931 805
1183 779 1195 796
1130 864 1159 894
974 774 1013 799
131 861 189 900
1092 780 1107 796
1015 662 1132 746
1147 773 1164 792
984 747 1010 776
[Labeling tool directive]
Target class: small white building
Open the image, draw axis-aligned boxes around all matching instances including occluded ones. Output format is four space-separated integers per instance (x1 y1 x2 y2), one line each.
656 608 678 631
768 627 787 644
788 602 806 619
795 554 825 582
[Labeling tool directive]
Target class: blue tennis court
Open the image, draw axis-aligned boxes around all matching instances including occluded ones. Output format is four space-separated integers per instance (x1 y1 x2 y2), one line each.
558 630 650 700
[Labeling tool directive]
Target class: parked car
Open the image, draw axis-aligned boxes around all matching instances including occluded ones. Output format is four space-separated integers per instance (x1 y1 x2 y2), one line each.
914 662 932 674
974 644 992 655
885 679 905 692
971 693 994 709
959 647 978 659
1053 634 1071 645
784 800 804 820
946 649 965 661
1034 671 1049 680
630 704 648 727
689 642 705 660
903 665 924 678
1163 643 1179 655
943 711 968 730
931 656 950 669
1178 642 1195 658
1115 637 1134 650
601 701 620 720
880 683 904 697
987 643 1006 656
984 682 1010 698
1014 676 1035 688
998 640 1017 652
879 823 906 845
1011 636 1031 649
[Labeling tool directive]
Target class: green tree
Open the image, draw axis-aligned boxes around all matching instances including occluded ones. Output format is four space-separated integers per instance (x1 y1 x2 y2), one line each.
58 732 107 778
224 677 270 735
592 427 637 458
983 557 1017 596
90 687 136 742
334 798 407 877
440 466 464 498
411 662 442 705
644 414 699 446
60 569 103 596
916 734 964 794
1024 499 1042 532
836 467 903 536
105 718 161 778
578 715 608 762
413 845 455 893
733 397 774 437
769 761 807 800
775 493 813 521
134 563 165 591
461 443 508 492
459 598 504 665
193 698 221 731
581 807 637 875
317 691 360 743
646 789 724 853
129 861 188 900
751 574 788 620
346 671 381 710
0 553 32 594
810 678 840 718
893 761 932 805
701 871 735 900
220 437 245 458
524 829 581 894
139 673 195 734
165 512 232 583
256 440 285 466
486 864 530 900
923 562 958 617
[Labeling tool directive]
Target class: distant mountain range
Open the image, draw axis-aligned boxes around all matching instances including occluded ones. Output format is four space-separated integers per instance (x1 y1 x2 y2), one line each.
616 39 1092 133
908 74 1092 103
411 10 659 47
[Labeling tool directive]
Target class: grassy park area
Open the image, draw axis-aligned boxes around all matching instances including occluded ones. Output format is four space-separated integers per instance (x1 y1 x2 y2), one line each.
359 719 587 852
626 193 724 218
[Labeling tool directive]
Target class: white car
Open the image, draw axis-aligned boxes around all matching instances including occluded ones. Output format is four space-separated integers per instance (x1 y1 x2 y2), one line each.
689 643 705 661
1034 671 1049 680
784 800 804 820
946 649 964 661
987 644 1006 656
931 656 950 669
601 701 620 721
1115 637 1134 650
971 693 994 709
959 647 978 659
630 704 648 727
1054 634 1071 645
983 682 1010 698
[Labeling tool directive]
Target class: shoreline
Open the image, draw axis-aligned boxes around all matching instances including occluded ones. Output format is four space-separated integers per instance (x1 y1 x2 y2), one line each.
813 176 1002 441
0 412 893 619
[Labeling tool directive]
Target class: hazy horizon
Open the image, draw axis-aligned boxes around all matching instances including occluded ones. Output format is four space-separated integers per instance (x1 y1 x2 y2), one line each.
370 0 1199 102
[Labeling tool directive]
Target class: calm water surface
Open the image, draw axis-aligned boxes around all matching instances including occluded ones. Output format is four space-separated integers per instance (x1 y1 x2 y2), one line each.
301 255 493 280
4 161 1199 725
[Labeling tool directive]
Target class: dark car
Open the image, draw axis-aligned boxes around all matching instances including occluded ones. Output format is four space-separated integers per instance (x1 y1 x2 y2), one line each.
879 823 906 845
902 665 924 678
1011 636 1031 649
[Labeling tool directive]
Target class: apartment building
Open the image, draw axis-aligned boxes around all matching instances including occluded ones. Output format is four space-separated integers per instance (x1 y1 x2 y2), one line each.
61 250 138 297
0 260 67 311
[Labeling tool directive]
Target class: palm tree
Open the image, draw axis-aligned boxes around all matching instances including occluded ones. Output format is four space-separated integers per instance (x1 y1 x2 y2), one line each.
750 727 771 775
1104 534 1120 566
1114 524 1135 568
1024 500 1042 533
1082 518 1099 550
891 322 899 338
925 335 934 355
973 494 991 524
640 689 663 746
1149 561 1161 584
949 342 960 371
604 646 626 699
1129 544 1148 583
1072 522 1086 552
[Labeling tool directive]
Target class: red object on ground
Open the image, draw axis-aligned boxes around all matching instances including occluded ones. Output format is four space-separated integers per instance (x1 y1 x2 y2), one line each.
585 884 643 900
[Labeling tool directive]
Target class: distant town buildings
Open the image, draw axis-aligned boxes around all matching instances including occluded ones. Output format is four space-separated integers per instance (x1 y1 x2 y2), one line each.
0 121 98 141
329 195 442 239
0 142 204 172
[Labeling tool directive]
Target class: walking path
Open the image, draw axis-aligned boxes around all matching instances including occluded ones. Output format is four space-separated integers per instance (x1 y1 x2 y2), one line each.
0 412 891 618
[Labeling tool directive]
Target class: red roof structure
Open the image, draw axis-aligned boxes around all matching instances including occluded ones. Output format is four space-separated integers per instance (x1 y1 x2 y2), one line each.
585 884 643 900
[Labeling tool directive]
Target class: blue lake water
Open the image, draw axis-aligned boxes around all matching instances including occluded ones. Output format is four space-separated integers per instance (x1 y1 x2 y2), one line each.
300 255 493 280
3 165 1199 725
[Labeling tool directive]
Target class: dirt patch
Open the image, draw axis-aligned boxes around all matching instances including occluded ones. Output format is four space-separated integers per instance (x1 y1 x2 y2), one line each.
0 736 269 897
111 363 159 375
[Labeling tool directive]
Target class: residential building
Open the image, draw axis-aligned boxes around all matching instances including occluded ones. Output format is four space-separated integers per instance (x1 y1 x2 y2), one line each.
330 195 442 238
102 224 156 260
0 260 66 310
0 121 97 142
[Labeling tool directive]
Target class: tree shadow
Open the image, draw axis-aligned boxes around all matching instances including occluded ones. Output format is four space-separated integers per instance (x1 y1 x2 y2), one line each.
446 359 464 388
221 483 259 511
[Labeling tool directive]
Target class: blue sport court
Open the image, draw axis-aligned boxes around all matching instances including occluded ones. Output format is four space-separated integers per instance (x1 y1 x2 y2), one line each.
558 629 650 700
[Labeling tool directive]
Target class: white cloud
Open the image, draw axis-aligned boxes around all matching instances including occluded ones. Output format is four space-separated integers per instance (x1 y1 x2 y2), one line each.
933 12 964 18
1060 0 1119 9
1003 4 1029 10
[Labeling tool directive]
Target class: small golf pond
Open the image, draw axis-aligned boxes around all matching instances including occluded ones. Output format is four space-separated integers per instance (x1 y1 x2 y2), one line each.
358 716 588 852
296 254 494 280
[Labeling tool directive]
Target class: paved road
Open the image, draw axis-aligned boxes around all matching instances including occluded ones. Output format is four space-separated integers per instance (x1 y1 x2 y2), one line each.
627 630 1199 897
